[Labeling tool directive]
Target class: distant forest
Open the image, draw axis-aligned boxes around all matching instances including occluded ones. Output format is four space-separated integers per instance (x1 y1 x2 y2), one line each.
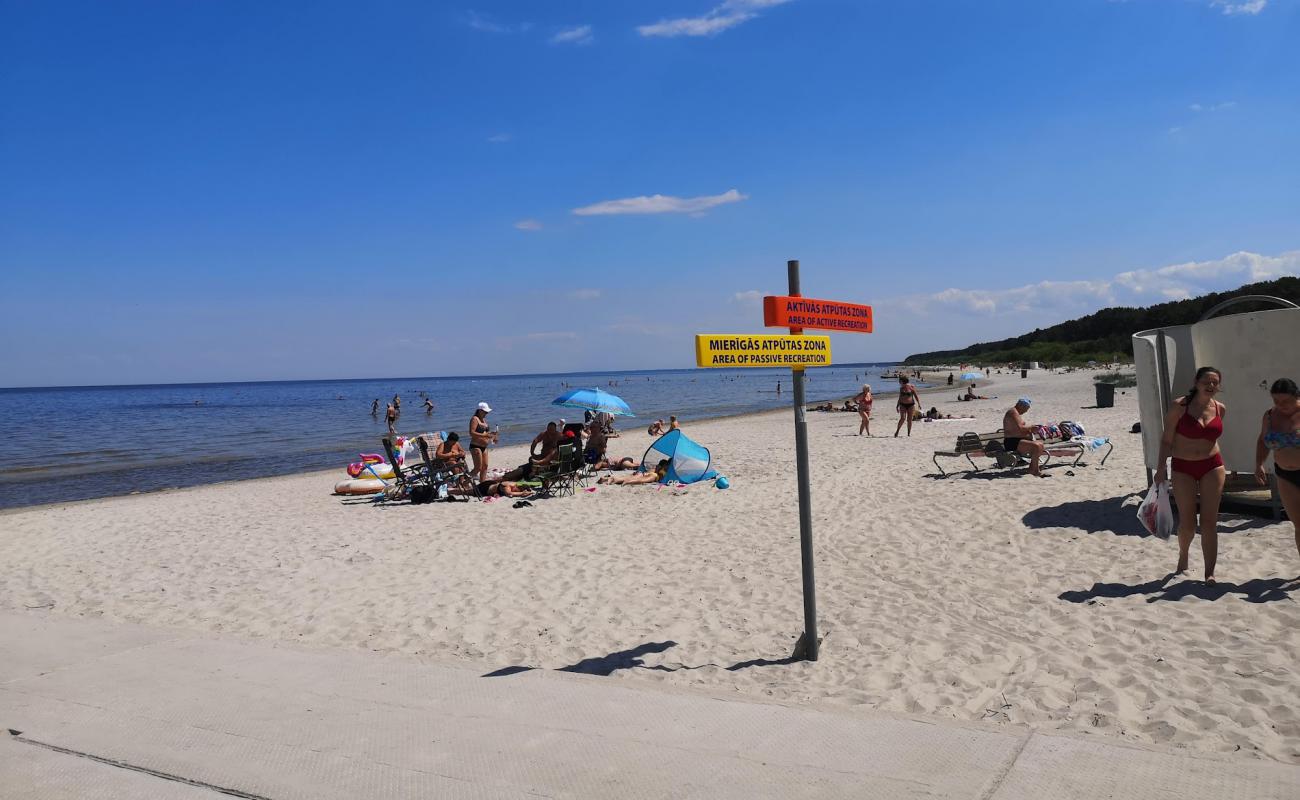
903 277 1299 366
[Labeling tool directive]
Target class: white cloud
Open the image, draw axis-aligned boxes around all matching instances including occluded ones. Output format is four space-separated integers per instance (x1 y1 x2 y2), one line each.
1189 101 1237 112
731 289 765 306
890 250 1299 319
638 0 793 38
569 289 602 300
551 25 593 45
1211 0 1267 15
487 133 512 143
572 188 748 216
514 219 543 231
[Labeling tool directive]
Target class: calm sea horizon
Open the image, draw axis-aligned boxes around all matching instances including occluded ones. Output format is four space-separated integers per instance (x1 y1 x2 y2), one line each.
0 363 924 509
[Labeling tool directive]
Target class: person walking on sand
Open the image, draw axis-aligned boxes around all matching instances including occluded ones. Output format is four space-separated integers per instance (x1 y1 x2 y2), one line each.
1155 366 1227 582
1255 377 1300 562
385 402 398 439
857 384 873 436
1002 398 1047 478
894 376 919 437
468 401 497 482
669 415 681 431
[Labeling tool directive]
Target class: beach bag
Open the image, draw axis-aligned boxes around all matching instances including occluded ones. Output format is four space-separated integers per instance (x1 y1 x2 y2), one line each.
1137 482 1175 539
1059 420 1085 438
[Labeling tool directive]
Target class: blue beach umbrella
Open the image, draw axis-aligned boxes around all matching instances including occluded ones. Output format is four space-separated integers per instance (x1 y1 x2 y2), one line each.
960 371 985 381
551 387 635 418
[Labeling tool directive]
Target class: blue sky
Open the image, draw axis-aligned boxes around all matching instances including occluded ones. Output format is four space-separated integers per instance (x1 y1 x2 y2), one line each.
2 0 1297 386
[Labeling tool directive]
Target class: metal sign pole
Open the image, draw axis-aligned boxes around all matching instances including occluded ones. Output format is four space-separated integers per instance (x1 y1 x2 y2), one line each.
787 259 819 661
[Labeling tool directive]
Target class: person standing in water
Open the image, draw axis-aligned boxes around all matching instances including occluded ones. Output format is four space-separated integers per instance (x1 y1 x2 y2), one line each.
423 398 434 414
894 376 919 437
857 384 873 436
371 398 379 415
1255 377 1300 562
777 381 782 394
392 394 401 413
1155 366 1227 582
385 402 398 439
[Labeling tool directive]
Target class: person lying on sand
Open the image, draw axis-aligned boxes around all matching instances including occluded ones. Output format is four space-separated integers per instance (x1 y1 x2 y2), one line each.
473 479 532 498
598 459 670 486
963 384 988 400
594 456 637 471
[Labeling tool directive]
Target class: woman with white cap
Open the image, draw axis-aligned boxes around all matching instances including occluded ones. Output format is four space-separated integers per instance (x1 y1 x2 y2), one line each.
857 384 873 436
468 401 498 482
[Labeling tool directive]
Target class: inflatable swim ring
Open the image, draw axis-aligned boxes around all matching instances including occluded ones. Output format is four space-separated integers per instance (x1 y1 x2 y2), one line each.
334 479 386 496
347 453 386 478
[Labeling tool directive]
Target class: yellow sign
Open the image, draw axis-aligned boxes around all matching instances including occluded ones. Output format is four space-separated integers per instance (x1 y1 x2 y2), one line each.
695 334 832 368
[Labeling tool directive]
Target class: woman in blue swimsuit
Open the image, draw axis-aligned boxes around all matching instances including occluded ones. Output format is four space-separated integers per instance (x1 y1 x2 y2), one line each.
1255 378 1300 561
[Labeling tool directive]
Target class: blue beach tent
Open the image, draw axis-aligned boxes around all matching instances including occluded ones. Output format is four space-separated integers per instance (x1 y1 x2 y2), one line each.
641 430 717 484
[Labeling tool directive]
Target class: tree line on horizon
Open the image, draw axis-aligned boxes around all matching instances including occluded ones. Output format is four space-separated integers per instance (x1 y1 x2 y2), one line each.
902 277 1299 366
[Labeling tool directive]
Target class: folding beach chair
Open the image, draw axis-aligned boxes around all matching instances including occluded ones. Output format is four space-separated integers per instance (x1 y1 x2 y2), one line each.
381 437 432 502
415 438 479 500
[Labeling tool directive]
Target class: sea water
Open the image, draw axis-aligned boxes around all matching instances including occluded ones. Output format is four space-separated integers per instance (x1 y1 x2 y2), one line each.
0 364 924 509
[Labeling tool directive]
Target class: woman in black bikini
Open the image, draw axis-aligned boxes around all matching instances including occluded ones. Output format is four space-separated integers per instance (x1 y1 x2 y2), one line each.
1255 377 1300 561
895 376 919 437
468 401 497 483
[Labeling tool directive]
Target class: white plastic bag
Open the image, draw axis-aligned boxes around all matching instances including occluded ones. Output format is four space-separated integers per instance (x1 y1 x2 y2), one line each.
1137 481 1175 539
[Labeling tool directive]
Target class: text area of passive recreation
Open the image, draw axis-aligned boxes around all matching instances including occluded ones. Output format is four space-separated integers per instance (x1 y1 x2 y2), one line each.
695 334 832 368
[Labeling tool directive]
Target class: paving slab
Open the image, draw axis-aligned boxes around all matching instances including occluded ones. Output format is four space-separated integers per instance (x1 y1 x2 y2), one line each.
1 612 1296 799
0 735 213 800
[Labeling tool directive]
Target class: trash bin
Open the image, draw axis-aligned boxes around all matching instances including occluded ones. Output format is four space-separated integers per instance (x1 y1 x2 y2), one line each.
1020 369 1027 379
1095 382 1115 408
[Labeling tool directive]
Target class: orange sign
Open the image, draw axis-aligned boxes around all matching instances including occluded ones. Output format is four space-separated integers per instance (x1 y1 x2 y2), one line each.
763 296 873 333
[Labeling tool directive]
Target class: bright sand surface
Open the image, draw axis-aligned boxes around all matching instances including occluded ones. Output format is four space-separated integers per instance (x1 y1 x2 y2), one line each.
2 370 1297 764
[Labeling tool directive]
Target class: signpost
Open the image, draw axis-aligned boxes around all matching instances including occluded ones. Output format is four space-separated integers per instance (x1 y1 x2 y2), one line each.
695 260 871 662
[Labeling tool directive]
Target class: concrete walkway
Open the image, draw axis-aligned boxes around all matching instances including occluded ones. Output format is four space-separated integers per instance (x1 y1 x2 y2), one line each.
1 612 1296 799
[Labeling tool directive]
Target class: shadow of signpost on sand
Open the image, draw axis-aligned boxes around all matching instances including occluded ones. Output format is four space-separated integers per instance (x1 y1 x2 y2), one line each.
482 638 815 679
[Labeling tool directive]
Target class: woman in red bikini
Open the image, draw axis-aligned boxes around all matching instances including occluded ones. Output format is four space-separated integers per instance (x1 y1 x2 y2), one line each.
1154 366 1227 582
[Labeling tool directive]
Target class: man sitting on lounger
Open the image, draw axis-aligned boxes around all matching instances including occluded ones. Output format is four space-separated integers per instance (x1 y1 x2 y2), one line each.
598 459 670 485
530 421 561 465
1003 398 1047 478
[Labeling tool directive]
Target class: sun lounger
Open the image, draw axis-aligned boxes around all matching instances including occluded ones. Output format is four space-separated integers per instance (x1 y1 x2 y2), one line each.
933 431 1113 476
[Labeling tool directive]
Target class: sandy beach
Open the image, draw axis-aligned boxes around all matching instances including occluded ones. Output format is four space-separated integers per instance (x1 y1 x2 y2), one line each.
1 369 1296 765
